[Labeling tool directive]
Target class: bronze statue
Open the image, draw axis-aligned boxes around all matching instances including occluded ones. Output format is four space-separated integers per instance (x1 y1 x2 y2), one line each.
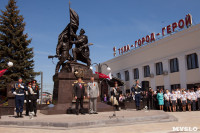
48 7 92 74
71 29 91 66
55 23 78 74
54 8 79 74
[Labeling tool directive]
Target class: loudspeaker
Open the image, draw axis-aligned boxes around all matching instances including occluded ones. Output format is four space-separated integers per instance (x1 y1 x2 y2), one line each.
142 81 149 91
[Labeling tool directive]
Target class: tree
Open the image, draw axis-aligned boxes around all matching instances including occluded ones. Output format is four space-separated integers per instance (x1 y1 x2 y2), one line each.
0 0 38 91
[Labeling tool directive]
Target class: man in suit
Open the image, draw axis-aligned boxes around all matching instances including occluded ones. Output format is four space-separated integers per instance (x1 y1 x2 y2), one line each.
74 77 85 115
87 76 99 114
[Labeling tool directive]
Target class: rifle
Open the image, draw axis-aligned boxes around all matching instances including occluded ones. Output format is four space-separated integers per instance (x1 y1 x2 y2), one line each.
78 43 93 51
48 55 60 59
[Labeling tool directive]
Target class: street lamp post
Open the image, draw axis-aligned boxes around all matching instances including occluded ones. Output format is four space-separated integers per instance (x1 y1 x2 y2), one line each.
90 63 111 73
90 63 111 101
40 71 43 104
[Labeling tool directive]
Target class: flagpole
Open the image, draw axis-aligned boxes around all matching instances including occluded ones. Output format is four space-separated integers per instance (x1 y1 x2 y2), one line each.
69 0 72 55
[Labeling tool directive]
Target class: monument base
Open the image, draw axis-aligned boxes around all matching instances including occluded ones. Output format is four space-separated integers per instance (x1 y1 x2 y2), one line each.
41 102 113 115
41 62 113 115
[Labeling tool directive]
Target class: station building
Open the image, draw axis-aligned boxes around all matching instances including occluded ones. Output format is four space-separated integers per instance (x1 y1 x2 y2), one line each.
100 14 200 92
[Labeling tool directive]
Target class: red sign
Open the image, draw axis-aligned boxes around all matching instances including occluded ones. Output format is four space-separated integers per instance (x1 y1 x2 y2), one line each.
114 14 192 56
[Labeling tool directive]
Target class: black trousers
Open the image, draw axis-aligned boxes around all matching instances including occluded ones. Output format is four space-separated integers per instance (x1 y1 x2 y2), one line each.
26 102 30 115
177 99 182 111
192 100 196 111
29 99 37 114
147 98 153 109
198 98 200 110
76 98 83 113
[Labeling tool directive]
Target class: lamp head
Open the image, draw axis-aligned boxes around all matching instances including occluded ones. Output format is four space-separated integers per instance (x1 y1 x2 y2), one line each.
107 67 111 71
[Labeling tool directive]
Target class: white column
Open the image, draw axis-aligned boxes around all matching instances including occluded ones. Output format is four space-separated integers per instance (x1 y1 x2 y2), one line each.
163 59 170 90
128 68 134 88
149 63 156 90
178 55 187 89
120 70 125 81
138 66 144 83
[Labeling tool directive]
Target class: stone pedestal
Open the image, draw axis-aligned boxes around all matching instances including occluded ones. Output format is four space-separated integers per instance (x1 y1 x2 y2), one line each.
41 62 98 115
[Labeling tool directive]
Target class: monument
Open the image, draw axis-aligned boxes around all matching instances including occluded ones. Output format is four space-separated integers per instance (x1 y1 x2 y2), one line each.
41 5 112 115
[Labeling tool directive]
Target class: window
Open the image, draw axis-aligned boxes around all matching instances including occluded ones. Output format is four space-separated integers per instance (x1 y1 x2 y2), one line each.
133 68 139 79
144 65 150 77
116 73 121 79
171 84 180 91
156 62 163 75
157 86 164 90
187 53 199 70
170 58 179 73
124 70 129 81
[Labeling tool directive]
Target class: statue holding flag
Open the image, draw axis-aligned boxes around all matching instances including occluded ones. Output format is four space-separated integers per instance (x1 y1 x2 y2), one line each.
55 8 79 74
51 4 92 74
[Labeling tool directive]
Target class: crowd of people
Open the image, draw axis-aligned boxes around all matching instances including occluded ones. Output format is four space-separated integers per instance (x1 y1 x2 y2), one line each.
12 77 200 118
102 80 200 112
155 87 200 112
12 77 39 119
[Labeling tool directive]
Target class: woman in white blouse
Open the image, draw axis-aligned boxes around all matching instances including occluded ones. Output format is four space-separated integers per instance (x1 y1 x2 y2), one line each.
181 90 187 112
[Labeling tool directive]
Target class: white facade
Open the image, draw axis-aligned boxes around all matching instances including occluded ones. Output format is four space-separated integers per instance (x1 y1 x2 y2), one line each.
100 24 200 91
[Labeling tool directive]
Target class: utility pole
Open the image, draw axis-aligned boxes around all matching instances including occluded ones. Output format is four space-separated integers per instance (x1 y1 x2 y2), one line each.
40 71 43 104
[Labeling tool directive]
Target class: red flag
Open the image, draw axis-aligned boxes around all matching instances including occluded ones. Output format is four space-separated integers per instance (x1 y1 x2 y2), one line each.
95 72 110 79
0 69 8 77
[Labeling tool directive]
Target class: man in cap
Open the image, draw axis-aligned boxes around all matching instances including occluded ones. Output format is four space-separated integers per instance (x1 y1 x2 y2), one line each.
132 80 142 110
30 80 39 116
12 77 27 118
24 82 31 116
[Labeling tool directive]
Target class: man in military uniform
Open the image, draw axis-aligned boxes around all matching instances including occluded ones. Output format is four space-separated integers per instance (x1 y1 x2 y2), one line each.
71 29 91 66
132 80 142 111
24 82 31 116
12 77 27 118
30 80 39 117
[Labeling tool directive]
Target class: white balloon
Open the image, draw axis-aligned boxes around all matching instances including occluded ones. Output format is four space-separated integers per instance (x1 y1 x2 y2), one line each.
8 61 13 67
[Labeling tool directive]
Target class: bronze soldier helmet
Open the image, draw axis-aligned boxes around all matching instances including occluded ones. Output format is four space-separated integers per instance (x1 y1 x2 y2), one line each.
80 29 85 35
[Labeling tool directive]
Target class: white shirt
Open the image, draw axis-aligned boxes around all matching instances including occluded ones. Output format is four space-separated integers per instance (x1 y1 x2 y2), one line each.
181 94 187 101
196 90 200 98
164 92 171 100
190 92 197 100
176 91 181 99
175 90 180 95
170 94 177 101
186 92 191 100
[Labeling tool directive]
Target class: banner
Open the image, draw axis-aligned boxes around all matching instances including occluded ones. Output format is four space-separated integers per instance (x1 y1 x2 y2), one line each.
0 69 8 77
95 72 110 79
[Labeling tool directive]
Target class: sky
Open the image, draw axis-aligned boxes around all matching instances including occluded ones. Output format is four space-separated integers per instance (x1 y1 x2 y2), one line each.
0 0 200 93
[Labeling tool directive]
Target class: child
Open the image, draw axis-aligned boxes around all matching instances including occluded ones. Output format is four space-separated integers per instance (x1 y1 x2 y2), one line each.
190 88 197 111
176 89 182 111
186 89 191 111
181 90 187 112
103 94 107 102
164 89 171 112
196 87 200 110
170 90 177 112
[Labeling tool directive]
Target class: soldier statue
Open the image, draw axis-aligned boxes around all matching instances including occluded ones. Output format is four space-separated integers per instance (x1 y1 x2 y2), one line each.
55 24 78 74
71 29 91 66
